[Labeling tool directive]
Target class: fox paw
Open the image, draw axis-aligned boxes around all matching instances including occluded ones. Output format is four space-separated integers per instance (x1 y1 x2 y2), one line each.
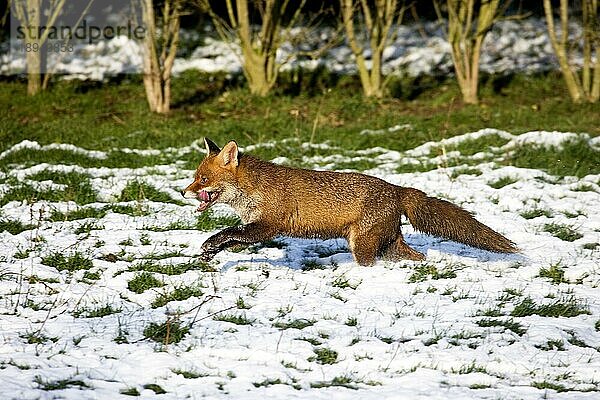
199 250 217 263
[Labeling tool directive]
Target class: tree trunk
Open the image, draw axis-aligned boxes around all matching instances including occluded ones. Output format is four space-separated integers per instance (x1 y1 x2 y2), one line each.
236 0 278 96
26 43 41 96
443 0 500 105
341 0 400 98
542 0 585 102
25 0 41 95
13 0 66 95
142 0 180 113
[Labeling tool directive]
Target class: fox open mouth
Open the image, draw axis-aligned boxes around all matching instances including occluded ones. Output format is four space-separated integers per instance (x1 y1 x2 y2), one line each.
196 190 219 212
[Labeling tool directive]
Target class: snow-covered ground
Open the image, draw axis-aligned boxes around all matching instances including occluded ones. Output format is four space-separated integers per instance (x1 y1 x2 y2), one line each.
0 18 582 80
1 129 599 399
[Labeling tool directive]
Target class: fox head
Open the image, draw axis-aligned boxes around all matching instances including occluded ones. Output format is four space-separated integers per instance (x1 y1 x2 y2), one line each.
181 138 240 212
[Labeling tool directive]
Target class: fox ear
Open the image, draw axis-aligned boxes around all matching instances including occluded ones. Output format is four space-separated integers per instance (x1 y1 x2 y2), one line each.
219 141 239 168
204 137 221 156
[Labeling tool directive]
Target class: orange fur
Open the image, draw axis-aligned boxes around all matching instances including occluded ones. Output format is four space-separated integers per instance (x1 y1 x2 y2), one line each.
183 138 518 266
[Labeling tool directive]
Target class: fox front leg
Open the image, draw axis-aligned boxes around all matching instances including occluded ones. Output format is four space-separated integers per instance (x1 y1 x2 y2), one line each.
199 223 276 262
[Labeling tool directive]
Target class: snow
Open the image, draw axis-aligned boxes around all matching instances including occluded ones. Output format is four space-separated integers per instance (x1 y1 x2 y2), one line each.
1 129 599 399
0 18 582 80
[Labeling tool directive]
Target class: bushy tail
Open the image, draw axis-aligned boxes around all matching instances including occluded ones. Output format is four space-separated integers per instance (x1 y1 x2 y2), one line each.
401 188 518 253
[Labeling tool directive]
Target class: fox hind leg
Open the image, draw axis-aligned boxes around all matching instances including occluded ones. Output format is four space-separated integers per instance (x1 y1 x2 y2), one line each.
384 235 425 262
349 239 379 266
348 224 392 266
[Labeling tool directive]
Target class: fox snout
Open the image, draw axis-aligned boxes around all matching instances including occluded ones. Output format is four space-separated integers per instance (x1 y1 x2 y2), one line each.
181 189 197 199
181 189 211 200
182 186 220 212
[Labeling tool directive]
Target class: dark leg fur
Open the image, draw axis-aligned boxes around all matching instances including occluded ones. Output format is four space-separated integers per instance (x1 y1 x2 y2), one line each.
200 223 276 262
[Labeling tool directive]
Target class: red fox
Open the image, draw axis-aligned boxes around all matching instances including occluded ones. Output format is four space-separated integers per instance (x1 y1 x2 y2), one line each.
182 138 518 266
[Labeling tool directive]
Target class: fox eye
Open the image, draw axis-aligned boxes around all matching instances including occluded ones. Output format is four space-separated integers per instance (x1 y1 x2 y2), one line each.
200 177 208 184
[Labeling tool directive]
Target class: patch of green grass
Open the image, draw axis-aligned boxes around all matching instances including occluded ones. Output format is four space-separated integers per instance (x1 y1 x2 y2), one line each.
0 218 35 235
142 384 167 394
214 313 255 325
572 184 596 192
543 223 583 242
308 347 338 365
301 259 326 271
451 361 487 374
582 242 598 250
488 176 518 189
74 221 103 235
310 376 357 390
119 238 134 246
41 251 94 272
139 234 152 245
452 134 511 156
120 387 140 396
109 204 150 217
563 209 586 218
127 272 164 294
195 210 240 231
119 181 182 205
451 331 485 341
332 276 361 289
469 384 491 389
506 138 600 178
476 308 504 317
253 378 284 388
0 146 166 170
408 264 457 283
82 270 101 280
532 381 568 393
143 320 189 344
75 304 121 318
511 296 590 318
141 251 183 260
27 275 60 285
476 318 526 336
130 259 208 275
236 296 251 309
1 172 96 206
151 285 204 308
34 376 89 391
14 248 33 259
520 208 553 219
566 331 588 348
396 161 437 174
49 206 107 222
538 264 568 284
498 287 523 302
332 158 378 171
2 71 598 168
172 369 208 379
296 336 322 346
377 335 395 344
536 339 565 351
273 318 316 330
22 331 58 344
450 166 482 178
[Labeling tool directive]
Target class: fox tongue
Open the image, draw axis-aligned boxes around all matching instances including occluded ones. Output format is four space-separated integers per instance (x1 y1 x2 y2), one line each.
199 190 211 202
196 190 211 212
